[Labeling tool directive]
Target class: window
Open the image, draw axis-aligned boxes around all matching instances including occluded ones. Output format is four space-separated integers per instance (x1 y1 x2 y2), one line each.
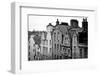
50 48 52 53
58 34 61 42
68 49 71 56
74 46 76 48
46 40 48 45
54 33 56 41
57 44 59 51
50 40 51 45
62 34 64 44
55 44 56 51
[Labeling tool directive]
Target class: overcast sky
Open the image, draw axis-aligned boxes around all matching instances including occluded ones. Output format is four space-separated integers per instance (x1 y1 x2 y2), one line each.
29 15 84 31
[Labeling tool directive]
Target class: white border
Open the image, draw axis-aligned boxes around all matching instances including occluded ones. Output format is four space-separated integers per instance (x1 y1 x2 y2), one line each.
11 2 96 74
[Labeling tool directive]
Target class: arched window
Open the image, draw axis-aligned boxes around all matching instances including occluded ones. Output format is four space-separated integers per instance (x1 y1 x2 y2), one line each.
62 34 64 44
54 32 56 41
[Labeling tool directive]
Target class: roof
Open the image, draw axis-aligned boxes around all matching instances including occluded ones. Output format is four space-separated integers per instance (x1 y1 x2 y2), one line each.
46 23 53 27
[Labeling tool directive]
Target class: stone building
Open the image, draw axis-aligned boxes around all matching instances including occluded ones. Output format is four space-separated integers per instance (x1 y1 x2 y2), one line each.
28 35 36 60
78 18 88 58
40 31 48 56
69 19 83 59
52 19 87 59
52 19 71 59
46 23 54 57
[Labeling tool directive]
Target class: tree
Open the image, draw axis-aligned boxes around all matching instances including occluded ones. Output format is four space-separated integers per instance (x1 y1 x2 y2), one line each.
33 35 41 47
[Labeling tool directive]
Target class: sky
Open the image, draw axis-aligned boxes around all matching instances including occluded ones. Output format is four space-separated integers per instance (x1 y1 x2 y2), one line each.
29 15 84 31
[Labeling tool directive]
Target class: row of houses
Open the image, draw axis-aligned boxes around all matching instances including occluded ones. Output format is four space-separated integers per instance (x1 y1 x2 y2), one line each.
28 18 88 60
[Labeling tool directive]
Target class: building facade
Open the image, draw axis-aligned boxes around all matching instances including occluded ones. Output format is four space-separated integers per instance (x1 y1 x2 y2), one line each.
78 18 88 58
28 18 88 60
52 20 71 59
